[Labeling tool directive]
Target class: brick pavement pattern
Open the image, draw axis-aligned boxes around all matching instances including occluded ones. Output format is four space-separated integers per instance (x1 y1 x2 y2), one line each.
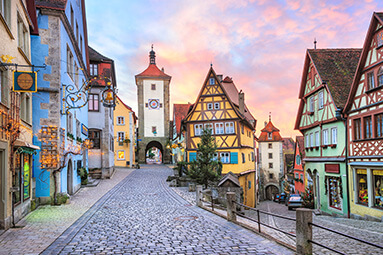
41 164 293 255
0 168 134 255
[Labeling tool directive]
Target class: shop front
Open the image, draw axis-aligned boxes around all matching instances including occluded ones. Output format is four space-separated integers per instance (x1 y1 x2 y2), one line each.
350 163 383 221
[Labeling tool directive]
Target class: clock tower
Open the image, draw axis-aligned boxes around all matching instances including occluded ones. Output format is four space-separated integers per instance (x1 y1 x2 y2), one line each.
135 46 171 164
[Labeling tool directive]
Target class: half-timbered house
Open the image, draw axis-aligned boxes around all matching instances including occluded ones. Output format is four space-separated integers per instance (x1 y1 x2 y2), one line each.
183 67 257 207
293 136 305 194
295 48 361 216
344 12 383 221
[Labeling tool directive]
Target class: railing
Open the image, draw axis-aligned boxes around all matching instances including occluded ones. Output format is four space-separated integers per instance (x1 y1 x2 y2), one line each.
194 186 383 255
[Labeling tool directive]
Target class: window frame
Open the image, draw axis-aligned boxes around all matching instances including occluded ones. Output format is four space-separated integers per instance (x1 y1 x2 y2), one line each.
331 127 337 145
364 116 372 139
378 67 383 87
318 91 324 109
225 122 235 134
322 129 329 145
117 131 125 142
219 152 230 164
117 150 125 160
194 124 203 136
88 93 99 112
209 78 215 85
309 96 315 112
151 84 156 90
67 46 74 79
89 63 98 76
207 103 213 110
215 122 224 134
117 116 125 125
204 123 214 134
315 131 320 147
376 113 383 138
214 102 220 109
367 71 376 90
354 118 362 140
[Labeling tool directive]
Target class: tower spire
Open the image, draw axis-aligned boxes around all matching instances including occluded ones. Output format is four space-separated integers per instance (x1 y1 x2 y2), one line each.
314 38 317 49
269 112 271 122
149 44 156 65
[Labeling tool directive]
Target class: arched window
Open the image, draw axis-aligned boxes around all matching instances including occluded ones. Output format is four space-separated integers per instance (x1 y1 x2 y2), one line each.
378 67 383 87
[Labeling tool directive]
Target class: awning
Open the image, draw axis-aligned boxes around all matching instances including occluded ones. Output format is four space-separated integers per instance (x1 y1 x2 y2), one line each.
14 140 40 155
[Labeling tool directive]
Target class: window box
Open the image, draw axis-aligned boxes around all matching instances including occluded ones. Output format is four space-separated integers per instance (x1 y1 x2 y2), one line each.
329 144 337 148
67 132 75 140
309 147 314 151
305 148 309 151
321 145 328 149
308 111 314 116
314 146 320 150
76 137 83 144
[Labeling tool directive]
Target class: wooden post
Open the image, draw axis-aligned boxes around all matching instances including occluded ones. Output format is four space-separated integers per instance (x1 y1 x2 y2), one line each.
196 185 203 207
226 192 237 222
296 208 313 255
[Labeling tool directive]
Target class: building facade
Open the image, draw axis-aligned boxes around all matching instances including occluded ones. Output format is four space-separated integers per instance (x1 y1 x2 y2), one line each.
31 0 89 203
114 96 137 168
183 67 257 207
295 48 361 216
87 46 115 178
0 0 38 230
258 118 283 200
344 12 383 221
171 103 191 164
135 47 171 164
293 136 305 194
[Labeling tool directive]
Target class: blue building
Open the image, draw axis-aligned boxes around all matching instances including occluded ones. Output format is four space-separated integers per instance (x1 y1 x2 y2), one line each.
31 0 89 203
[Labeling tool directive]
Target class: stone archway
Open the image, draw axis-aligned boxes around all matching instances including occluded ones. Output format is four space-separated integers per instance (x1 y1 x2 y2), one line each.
265 184 279 200
67 160 73 195
145 141 163 164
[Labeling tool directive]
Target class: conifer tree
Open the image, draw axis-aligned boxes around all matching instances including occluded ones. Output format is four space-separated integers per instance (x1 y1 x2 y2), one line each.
187 129 222 188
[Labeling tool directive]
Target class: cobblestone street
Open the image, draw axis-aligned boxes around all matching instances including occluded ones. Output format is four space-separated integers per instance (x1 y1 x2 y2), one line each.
0 165 293 254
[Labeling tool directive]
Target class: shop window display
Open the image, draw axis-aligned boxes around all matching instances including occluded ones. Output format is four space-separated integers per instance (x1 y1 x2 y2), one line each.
357 169 368 205
23 154 31 200
328 177 342 210
373 170 383 209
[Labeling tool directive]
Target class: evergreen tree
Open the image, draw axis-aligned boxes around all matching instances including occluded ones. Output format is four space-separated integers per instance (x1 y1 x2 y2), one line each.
187 129 222 188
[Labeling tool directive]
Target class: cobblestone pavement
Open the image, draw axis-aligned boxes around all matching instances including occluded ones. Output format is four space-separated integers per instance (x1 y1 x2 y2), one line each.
173 187 383 255
41 164 293 255
0 168 134 255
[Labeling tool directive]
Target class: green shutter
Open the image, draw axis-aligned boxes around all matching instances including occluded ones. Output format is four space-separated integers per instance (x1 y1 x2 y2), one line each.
189 152 197 162
230 152 238 164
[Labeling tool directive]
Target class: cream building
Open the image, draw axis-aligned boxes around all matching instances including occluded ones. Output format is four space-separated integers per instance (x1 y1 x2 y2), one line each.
114 96 137 168
0 0 38 229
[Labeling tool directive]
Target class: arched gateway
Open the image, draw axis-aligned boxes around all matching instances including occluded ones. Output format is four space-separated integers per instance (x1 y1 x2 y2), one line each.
135 46 171 164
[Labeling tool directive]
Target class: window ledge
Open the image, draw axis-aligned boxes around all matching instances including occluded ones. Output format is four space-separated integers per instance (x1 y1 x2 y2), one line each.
0 14 14 39
329 144 337 148
365 85 383 94
308 111 314 116
18 47 31 65
321 145 328 149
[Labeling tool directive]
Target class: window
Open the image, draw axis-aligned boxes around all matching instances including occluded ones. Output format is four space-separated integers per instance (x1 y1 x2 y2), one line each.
241 124 244 134
76 21 79 42
296 155 301 165
376 114 383 137
0 0 11 25
306 134 309 148
194 124 203 136
70 5 74 30
76 119 80 138
300 174 303 180
269 173 273 179
268 143 272 149
89 130 100 149
207 103 213 110
367 72 375 90
225 122 235 134
117 150 125 160
268 153 272 159
315 131 320 147
357 169 368 205
318 91 324 109
67 46 74 79
354 118 362 140
17 15 29 56
378 31 383 48
331 127 337 145
309 96 314 112
152 126 157 135
209 78 215 85
268 132 272 140
110 135 114 152
204 123 213 134
251 152 255 162
74 62 79 87
88 94 99 111
0 69 8 105
328 177 342 210
117 132 125 142
378 67 383 87
373 170 383 209
80 36 83 54
12 153 31 205
364 116 372 139
66 112 73 135
322 129 328 145
117 116 125 125
90 64 98 76
269 163 273 168
20 93 31 123
214 102 220 109
220 152 230 163
212 153 218 161
151 84 156 90
242 153 245 163
215 123 224 134
295 173 299 179
310 133 314 147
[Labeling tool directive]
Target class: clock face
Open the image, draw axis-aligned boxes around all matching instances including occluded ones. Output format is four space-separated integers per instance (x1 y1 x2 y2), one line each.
17 73 34 90
148 99 160 109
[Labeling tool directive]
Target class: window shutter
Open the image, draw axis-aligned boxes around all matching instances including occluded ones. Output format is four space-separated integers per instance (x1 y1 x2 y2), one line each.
230 152 238 164
189 152 197 162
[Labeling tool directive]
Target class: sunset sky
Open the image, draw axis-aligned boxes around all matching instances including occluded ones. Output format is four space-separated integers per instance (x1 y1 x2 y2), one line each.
85 0 383 138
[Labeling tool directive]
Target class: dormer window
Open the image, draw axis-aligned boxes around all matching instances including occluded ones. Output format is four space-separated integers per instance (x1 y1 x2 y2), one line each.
209 78 215 85
90 64 98 76
268 132 272 140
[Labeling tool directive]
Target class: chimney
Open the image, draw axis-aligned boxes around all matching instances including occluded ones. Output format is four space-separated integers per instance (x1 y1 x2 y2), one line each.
239 90 244 115
217 74 223 82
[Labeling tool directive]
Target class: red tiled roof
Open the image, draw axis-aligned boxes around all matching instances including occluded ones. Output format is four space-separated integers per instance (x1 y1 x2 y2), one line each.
308 48 361 108
36 0 67 10
258 120 282 142
296 136 305 158
116 96 137 123
136 64 171 79
173 103 192 136
282 137 295 153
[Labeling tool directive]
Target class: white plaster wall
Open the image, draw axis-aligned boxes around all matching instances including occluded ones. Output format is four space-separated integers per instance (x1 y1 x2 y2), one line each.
259 141 283 182
143 80 165 137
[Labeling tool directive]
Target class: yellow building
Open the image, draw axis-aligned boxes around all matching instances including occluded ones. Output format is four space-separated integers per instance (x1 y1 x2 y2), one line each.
114 96 137 168
184 67 257 207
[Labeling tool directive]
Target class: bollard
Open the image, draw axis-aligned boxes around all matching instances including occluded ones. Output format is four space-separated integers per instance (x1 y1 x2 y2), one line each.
196 185 203 207
226 192 237 222
296 208 313 255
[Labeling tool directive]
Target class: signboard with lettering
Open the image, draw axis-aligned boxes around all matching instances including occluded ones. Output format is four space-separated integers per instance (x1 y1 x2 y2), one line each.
13 71 37 92
325 164 340 174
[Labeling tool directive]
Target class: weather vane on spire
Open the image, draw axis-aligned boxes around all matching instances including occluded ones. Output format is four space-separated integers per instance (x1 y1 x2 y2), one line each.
269 112 271 122
314 38 317 49
151 44 154 51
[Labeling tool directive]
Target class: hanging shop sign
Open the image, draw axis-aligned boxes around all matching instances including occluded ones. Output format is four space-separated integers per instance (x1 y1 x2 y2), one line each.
13 71 37 92
81 124 88 136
